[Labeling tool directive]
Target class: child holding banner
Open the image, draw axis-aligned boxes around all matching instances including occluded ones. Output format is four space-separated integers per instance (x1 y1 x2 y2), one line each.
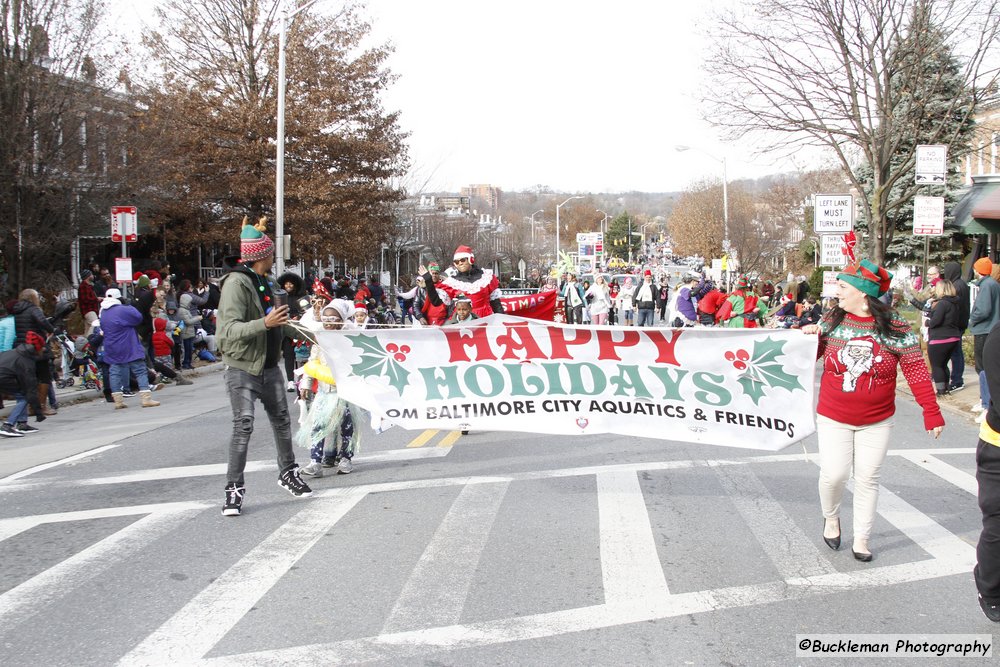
297 298 360 477
803 259 943 562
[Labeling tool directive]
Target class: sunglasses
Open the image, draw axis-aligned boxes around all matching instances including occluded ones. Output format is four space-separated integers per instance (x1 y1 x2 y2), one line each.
454 258 470 264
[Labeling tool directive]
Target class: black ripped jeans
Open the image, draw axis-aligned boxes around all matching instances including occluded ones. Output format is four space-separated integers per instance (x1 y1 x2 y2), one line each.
224 366 297 486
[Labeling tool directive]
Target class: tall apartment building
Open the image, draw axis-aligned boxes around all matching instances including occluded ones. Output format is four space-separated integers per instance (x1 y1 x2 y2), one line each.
461 184 502 212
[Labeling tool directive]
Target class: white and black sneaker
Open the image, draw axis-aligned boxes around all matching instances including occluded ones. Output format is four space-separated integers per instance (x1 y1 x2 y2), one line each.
278 465 313 497
222 483 245 516
15 423 39 434
0 423 24 438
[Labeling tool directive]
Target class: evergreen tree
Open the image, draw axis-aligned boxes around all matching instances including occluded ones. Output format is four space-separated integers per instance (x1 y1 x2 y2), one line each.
855 2 976 265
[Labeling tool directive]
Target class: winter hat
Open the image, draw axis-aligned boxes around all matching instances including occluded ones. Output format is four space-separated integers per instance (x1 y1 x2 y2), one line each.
643 269 652 277
311 279 333 303
137 275 151 289
327 298 356 322
736 275 750 290
25 331 45 353
80 269 93 280
974 257 993 276
838 259 893 298
239 216 275 263
354 299 368 312
427 261 441 272
454 293 472 304
453 245 475 262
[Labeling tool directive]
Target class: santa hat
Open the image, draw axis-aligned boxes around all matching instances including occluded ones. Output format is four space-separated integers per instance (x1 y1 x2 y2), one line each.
354 299 368 312
311 279 333 303
838 259 892 298
846 337 875 348
453 245 475 262
643 269 652 277
239 216 275 263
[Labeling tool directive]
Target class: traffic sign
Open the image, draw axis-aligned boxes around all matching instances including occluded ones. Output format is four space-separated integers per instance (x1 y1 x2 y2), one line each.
819 234 848 268
813 195 854 233
915 145 948 185
913 196 945 236
111 206 138 243
822 270 840 297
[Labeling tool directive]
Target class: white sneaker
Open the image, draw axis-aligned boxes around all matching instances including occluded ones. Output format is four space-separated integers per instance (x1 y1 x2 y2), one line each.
300 461 324 477
287 381 296 393
337 458 353 474
976 409 988 424
969 401 984 411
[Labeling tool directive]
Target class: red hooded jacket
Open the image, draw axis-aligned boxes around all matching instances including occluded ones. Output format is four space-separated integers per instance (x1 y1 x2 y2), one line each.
152 318 174 356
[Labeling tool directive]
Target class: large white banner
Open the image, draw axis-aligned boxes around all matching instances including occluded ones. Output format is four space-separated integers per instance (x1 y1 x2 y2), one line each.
312 316 820 452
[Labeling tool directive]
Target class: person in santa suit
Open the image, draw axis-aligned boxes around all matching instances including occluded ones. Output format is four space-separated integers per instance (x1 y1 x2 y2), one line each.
419 245 504 319
803 259 943 563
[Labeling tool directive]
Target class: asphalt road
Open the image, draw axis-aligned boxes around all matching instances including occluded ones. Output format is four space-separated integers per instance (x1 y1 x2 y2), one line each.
0 368 994 666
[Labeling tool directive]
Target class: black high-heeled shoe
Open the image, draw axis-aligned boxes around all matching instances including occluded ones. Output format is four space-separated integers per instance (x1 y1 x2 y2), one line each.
823 520 840 551
852 549 872 562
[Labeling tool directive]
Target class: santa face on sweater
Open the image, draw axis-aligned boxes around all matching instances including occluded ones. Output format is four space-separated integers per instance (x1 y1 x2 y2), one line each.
828 336 883 393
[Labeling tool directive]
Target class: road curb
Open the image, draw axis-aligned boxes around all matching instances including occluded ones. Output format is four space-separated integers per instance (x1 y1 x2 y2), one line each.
0 362 226 420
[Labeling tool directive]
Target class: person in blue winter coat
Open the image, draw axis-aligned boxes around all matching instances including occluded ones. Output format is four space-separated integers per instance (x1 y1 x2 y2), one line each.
100 289 160 409
0 301 15 352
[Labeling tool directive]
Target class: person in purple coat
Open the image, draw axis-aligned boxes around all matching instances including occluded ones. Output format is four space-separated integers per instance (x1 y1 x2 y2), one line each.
673 271 702 327
100 289 160 409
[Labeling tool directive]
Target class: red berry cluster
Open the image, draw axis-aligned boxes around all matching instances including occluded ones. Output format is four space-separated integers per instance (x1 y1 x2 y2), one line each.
386 343 411 362
725 349 750 370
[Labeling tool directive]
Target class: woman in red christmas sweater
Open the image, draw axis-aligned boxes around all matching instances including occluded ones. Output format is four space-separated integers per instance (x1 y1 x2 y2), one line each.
803 259 944 562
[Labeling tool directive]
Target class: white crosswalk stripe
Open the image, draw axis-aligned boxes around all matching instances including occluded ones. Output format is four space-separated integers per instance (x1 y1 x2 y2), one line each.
0 447 982 665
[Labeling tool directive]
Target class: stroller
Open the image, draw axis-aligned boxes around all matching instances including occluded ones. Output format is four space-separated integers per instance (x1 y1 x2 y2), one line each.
49 300 102 391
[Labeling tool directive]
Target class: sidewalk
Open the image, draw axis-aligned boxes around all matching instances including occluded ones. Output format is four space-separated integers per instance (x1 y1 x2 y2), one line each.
0 361 226 420
896 367 983 423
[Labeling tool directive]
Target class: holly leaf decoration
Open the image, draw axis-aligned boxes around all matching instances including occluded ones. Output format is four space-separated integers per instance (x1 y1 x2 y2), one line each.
349 335 411 394
737 336 803 405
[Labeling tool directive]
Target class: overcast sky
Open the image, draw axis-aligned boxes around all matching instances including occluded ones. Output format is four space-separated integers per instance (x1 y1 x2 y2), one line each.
110 0 812 194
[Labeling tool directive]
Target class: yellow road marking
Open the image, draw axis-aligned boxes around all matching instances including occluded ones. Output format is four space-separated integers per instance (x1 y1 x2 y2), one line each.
437 431 463 448
406 429 439 448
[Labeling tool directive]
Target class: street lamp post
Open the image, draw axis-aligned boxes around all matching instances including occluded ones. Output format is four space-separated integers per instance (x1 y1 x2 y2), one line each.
595 209 608 235
675 144 729 286
529 209 544 245
555 196 584 266
275 0 327 276
674 144 729 251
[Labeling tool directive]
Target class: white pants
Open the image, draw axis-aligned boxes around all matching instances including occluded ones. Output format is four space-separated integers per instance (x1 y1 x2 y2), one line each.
816 414 894 542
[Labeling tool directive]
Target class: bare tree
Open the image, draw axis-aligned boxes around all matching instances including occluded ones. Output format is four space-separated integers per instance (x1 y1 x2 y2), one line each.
137 0 408 266
704 0 1000 262
0 0 126 293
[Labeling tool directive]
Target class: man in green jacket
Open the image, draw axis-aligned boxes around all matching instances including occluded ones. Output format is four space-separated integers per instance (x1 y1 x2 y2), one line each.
217 218 311 516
